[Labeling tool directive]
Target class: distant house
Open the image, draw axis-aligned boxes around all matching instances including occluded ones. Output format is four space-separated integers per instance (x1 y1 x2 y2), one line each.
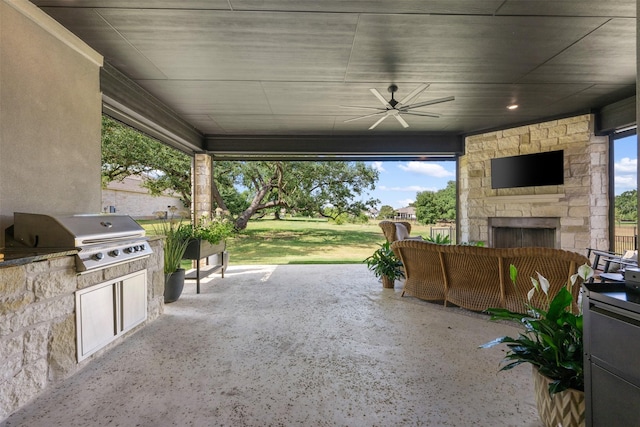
367 208 379 218
102 175 185 219
395 206 416 221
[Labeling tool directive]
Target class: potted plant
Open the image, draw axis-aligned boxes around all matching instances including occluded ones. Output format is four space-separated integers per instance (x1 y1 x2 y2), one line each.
364 241 405 288
155 218 190 303
480 263 593 427
177 213 237 259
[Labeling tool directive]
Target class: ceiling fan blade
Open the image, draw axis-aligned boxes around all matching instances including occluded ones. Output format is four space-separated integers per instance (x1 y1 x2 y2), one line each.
394 114 410 128
398 83 429 106
369 88 393 108
403 111 441 118
369 114 389 130
339 105 386 111
402 95 455 110
344 111 386 123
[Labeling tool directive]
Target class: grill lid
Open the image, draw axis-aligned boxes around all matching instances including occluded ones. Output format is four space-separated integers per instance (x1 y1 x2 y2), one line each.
12 212 146 248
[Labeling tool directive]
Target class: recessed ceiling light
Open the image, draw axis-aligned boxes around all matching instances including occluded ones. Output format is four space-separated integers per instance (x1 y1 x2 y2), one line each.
507 104 519 110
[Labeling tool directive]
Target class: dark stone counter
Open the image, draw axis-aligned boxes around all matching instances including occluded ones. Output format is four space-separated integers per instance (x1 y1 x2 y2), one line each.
0 247 77 269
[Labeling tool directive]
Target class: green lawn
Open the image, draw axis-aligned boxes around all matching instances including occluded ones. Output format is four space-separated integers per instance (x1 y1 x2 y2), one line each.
140 217 437 265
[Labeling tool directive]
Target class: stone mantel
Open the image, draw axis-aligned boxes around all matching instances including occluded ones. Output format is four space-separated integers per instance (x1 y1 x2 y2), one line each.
485 194 565 204
489 217 561 229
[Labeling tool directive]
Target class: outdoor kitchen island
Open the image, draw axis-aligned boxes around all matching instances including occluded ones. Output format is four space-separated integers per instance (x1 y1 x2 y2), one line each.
0 237 164 420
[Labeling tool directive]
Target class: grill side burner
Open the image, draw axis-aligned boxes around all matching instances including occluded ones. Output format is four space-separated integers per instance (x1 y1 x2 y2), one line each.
11 212 153 273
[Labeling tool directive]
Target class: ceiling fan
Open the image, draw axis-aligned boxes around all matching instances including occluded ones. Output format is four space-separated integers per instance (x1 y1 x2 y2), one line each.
342 84 454 130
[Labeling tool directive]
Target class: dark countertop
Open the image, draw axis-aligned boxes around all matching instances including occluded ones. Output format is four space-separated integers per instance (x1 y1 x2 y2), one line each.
0 247 78 269
583 282 640 313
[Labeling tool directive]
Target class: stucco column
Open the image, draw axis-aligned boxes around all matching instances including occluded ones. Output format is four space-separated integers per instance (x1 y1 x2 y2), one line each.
192 153 213 225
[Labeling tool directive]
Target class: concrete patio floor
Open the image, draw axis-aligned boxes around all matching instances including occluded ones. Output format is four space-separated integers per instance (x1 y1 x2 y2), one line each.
2 264 543 426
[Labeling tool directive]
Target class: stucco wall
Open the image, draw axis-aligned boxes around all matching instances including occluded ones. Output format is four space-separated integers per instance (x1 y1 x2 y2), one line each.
0 1 103 246
458 114 609 255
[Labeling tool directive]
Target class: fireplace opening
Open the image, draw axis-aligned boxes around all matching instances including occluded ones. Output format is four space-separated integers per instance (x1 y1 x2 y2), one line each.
488 217 560 249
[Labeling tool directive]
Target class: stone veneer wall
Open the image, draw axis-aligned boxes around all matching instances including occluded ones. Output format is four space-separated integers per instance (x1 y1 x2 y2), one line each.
193 154 213 223
0 238 164 420
459 114 609 255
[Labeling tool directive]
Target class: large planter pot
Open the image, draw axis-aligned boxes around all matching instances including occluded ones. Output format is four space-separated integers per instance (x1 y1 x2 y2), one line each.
382 276 395 289
532 366 585 427
164 268 186 303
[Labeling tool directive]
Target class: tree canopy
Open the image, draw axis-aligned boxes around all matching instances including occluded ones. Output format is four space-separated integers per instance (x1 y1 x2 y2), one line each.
101 116 380 230
414 180 456 224
377 205 396 220
101 116 192 207
615 189 638 222
211 160 379 229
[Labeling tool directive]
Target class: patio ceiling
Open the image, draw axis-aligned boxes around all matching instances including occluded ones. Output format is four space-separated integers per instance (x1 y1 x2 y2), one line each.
32 1 636 159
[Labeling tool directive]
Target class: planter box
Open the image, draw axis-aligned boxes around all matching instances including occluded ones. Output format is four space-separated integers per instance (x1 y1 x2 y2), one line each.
182 238 228 294
183 238 225 261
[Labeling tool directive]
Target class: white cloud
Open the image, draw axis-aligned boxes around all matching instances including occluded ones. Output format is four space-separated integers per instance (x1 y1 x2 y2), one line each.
371 161 385 172
379 185 435 192
615 174 637 189
615 157 637 174
398 161 454 178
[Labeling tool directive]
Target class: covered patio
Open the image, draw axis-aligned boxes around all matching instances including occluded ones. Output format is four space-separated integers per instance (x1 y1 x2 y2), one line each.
2 264 541 427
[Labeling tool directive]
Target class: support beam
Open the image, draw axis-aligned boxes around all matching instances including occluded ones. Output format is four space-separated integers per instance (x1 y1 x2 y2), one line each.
204 134 463 161
101 61 204 154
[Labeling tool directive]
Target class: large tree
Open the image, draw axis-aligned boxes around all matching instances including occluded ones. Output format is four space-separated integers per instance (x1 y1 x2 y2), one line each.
414 180 456 225
377 205 396 220
101 116 192 206
212 161 380 229
102 117 379 229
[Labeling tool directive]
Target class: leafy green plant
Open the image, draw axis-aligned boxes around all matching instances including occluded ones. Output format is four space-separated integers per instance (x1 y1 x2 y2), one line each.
154 218 190 274
364 241 405 281
425 233 451 244
480 264 593 396
177 214 237 245
459 240 485 247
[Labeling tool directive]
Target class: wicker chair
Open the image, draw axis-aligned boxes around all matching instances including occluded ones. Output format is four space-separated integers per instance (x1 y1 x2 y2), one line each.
379 220 412 242
391 240 590 314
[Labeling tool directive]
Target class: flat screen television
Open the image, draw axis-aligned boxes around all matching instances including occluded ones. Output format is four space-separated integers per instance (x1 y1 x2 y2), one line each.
491 150 564 189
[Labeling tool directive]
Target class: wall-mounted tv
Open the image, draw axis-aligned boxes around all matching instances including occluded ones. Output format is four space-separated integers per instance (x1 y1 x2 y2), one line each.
491 150 564 189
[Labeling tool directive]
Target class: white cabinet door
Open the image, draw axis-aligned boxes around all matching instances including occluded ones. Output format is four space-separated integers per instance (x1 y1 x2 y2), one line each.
76 270 148 361
121 270 147 332
76 282 117 360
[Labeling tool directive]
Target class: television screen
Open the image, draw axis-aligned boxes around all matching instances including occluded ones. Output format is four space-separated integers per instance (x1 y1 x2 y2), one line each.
491 150 564 189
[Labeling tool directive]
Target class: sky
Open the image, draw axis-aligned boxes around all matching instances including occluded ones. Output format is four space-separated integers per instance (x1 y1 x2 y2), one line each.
365 160 456 209
364 133 638 210
613 133 638 196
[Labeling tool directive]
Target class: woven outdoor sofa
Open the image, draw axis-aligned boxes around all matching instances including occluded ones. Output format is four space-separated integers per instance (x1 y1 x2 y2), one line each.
390 240 590 314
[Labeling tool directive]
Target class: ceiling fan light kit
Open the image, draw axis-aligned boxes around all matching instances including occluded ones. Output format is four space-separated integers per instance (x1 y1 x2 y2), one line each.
342 83 454 130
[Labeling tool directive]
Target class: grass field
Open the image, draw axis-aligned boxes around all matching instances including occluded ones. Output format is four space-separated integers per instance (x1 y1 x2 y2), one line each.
140 218 437 265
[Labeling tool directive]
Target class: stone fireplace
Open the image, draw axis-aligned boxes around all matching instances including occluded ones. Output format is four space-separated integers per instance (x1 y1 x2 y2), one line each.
458 114 610 255
489 217 560 248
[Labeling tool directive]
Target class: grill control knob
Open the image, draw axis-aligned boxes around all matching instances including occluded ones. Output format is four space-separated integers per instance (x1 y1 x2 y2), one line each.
110 249 120 257
138 244 145 251
124 247 134 254
93 252 104 261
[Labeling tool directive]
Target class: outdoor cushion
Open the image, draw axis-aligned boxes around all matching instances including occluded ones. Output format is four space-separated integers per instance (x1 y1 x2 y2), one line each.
607 250 638 273
395 223 410 240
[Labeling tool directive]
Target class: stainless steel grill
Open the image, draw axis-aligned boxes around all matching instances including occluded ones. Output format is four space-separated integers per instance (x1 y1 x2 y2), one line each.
11 212 153 273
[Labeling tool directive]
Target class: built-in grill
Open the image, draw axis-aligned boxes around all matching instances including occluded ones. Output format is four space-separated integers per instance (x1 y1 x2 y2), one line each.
10 212 153 273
